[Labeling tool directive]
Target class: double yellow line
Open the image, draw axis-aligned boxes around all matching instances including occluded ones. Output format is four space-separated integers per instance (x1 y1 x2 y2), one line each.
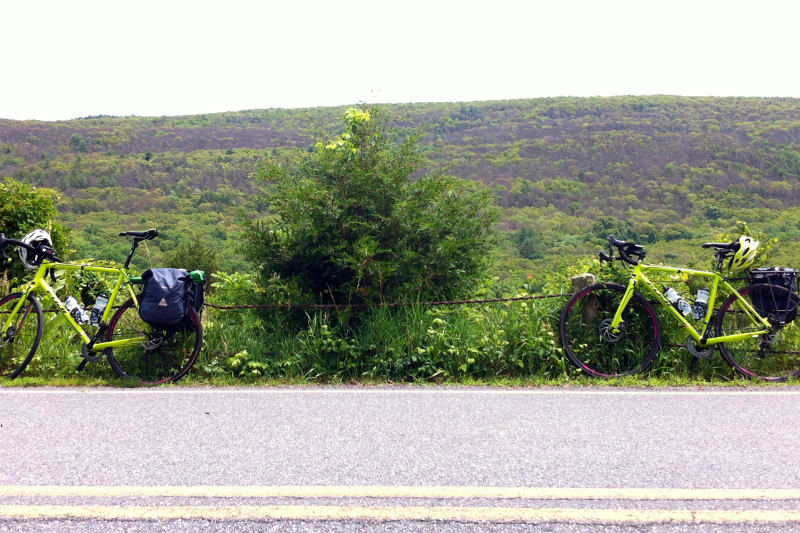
1 485 799 524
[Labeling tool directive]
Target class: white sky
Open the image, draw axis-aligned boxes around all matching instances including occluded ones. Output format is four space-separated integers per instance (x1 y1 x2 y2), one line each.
2 0 799 121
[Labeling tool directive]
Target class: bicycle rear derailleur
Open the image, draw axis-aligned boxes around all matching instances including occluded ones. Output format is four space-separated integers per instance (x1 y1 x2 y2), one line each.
141 331 165 351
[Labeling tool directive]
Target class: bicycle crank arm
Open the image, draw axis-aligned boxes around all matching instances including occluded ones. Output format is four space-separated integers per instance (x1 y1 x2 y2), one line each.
79 326 108 364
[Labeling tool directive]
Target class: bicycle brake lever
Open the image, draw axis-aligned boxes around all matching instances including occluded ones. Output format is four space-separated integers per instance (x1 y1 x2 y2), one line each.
598 251 612 262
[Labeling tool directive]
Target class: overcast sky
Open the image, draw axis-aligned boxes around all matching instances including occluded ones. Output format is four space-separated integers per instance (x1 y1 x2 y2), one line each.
2 0 799 121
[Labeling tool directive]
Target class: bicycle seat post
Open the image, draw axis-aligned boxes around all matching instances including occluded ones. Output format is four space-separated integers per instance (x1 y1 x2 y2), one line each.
123 238 143 269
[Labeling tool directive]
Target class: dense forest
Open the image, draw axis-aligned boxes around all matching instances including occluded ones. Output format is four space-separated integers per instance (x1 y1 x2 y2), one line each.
2 96 800 277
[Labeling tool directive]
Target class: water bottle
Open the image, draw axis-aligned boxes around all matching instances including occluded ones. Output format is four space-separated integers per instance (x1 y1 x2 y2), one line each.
664 287 691 317
90 293 109 326
692 287 710 320
65 296 90 324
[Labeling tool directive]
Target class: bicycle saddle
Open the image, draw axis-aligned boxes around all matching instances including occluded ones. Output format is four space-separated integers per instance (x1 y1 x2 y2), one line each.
703 240 747 272
701 242 739 251
119 229 159 240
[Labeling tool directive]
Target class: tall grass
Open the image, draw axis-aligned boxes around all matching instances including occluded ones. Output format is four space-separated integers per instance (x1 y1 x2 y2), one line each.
195 263 756 383
18 308 120 381
200 297 571 383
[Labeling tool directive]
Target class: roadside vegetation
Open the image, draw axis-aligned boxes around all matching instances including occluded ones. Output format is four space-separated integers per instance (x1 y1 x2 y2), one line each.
2 97 800 385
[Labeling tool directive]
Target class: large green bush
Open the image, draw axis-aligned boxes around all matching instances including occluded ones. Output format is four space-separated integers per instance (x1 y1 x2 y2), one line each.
241 108 499 306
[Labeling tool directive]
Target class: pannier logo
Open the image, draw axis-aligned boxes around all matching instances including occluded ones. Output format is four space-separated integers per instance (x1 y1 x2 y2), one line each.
158 298 168 307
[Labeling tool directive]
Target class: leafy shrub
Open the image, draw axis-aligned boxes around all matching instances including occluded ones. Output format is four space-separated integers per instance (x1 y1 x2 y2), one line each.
241 107 499 306
162 233 220 278
0 177 69 287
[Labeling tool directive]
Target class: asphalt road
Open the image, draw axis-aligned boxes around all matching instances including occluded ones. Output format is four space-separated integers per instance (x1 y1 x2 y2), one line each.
1 386 800 531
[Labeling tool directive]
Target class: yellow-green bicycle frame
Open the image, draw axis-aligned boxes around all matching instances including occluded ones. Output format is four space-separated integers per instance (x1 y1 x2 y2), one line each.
2 259 145 353
610 263 773 347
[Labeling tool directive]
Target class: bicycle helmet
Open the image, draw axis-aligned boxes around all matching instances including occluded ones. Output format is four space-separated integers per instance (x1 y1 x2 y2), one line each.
728 235 759 272
18 229 53 269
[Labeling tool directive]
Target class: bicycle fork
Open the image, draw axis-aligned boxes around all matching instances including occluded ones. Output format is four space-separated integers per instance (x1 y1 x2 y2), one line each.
608 280 636 334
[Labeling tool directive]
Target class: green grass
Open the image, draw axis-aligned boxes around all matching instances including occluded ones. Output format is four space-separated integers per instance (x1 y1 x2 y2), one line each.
5 264 800 388
4 374 799 388
6 309 798 388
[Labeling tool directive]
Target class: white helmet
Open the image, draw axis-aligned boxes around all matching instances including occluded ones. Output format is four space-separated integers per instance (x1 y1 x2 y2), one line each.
19 229 53 269
728 235 759 273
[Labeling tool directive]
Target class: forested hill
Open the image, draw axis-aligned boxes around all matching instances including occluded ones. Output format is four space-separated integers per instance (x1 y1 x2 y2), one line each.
2 96 800 271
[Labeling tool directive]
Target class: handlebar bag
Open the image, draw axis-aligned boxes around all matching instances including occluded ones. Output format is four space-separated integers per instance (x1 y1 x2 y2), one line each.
138 268 190 330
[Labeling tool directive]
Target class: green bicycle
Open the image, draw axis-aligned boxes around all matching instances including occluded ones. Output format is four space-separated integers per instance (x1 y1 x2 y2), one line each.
560 235 800 381
0 229 202 383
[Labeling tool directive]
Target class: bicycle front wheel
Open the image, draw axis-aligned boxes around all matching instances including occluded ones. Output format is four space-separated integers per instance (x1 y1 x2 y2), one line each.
560 283 661 377
0 292 43 379
717 283 800 381
105 299 202 384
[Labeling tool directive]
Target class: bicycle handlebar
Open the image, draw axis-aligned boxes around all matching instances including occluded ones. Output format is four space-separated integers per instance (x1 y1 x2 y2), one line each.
0 233 61 263
1 228 158 270
600 235 646 266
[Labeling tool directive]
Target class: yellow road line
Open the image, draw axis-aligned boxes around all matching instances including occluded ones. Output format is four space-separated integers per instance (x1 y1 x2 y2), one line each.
0 504 799 523
0 485 799 501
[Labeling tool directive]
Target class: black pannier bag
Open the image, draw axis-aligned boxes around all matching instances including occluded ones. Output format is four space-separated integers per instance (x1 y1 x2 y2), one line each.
748 267 799 324
139 268 191 330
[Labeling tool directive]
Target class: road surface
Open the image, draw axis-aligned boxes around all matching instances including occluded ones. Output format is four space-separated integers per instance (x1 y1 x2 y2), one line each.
1 386 799 531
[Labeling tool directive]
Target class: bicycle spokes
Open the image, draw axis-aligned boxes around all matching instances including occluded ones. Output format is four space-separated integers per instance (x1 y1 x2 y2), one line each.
560 283 660 377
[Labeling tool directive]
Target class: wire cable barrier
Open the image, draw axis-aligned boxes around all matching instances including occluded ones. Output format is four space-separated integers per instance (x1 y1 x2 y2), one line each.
203 293 567 311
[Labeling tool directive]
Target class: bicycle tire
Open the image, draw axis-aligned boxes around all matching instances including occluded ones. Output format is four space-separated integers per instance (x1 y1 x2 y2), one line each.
560 282 661 377
105 298 202 384
0 292 43 379
716 283 800 381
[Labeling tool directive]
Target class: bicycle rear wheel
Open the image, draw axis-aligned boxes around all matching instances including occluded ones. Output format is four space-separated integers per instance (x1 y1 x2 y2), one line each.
560 283 661 377
0 292 43 379
105 299 202 384
716 283 800 381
